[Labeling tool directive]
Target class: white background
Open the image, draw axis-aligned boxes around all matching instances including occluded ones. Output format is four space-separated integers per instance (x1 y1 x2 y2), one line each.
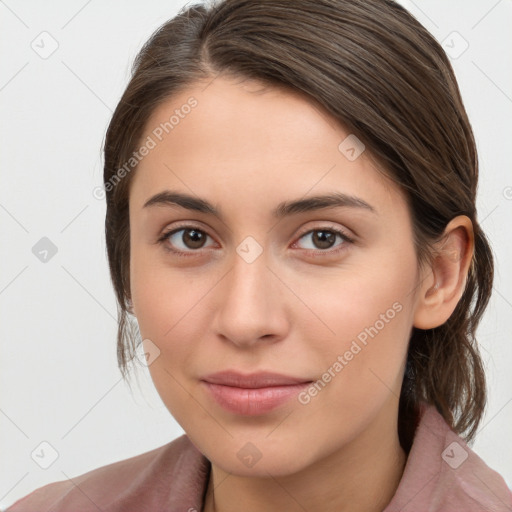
1 0 511 508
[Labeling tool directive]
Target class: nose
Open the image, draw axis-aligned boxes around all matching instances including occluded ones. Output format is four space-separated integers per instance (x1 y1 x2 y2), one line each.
212 248 289 349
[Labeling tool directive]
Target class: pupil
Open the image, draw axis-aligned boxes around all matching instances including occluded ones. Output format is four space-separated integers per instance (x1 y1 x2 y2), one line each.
314 230 335 249
184 229 205 249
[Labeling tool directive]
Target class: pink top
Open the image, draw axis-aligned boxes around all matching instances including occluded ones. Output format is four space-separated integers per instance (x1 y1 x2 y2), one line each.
5 403 512 511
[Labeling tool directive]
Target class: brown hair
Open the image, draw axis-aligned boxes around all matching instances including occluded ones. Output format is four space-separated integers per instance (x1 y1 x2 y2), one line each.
103 0 494 451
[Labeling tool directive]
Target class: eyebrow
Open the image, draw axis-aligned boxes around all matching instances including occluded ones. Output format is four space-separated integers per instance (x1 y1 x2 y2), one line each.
143 190 376 219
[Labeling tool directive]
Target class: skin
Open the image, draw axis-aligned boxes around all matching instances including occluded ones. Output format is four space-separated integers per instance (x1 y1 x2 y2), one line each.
128 75 474 512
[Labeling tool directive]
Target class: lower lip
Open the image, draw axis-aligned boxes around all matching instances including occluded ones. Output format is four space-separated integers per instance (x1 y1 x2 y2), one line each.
201 381 311 416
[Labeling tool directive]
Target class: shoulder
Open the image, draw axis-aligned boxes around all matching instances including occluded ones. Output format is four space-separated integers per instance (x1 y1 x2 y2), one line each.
385 403 512 511
5 434 210 512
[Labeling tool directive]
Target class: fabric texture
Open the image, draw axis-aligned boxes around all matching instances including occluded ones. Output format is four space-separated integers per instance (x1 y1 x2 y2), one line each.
5 403 512 511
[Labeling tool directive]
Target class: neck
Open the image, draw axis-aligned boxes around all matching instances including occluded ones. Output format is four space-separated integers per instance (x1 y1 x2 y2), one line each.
203 403 407 512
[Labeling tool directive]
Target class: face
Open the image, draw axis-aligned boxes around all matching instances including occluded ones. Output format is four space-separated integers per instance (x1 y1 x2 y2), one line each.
129 76 423 477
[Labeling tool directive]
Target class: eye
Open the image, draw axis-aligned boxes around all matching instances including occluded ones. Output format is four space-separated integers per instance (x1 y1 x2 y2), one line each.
293 227 354 255
157 224 354 258
157 225 215 256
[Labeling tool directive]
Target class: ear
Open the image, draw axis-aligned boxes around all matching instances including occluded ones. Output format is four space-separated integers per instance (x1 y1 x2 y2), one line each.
413 215 474 330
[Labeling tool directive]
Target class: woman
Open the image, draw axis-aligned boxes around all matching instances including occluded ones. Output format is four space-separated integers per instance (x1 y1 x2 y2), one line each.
7 0 511 511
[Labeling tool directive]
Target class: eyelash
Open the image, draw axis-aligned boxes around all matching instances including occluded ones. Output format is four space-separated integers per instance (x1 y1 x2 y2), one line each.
156 223 355 258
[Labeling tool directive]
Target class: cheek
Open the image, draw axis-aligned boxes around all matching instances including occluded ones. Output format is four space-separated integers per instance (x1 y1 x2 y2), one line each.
130 239 198 339
132 268 201 356
299 256 414 342
130 251 219 382
131 262 208 426
303 254 417 407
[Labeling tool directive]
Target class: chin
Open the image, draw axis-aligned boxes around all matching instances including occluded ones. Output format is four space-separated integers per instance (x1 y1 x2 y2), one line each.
193 433 318 477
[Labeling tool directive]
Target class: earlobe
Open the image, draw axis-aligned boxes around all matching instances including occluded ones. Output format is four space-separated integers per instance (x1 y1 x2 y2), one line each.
413 215 474 330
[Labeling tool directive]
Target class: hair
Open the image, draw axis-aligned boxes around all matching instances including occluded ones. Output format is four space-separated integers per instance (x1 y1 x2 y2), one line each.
103 0 494 452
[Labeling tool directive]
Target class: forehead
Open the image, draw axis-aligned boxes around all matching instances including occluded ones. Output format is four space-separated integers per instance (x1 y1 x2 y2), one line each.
129 76 406 219
145 76 341 158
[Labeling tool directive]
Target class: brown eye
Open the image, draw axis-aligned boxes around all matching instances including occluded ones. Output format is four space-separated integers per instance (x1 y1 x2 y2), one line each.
295 228 352 252
179 228 208 249
158 226 214 254
157 224 354 258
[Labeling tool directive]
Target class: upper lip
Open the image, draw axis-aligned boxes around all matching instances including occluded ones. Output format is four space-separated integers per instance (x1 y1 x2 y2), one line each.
201 371 312 388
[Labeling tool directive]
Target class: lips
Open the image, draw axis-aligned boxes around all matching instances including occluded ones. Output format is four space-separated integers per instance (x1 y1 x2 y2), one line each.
200 370 313 416
202 370 311 388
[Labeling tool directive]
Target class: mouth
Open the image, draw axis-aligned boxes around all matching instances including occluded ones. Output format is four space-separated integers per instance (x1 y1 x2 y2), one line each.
200 370 313 416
